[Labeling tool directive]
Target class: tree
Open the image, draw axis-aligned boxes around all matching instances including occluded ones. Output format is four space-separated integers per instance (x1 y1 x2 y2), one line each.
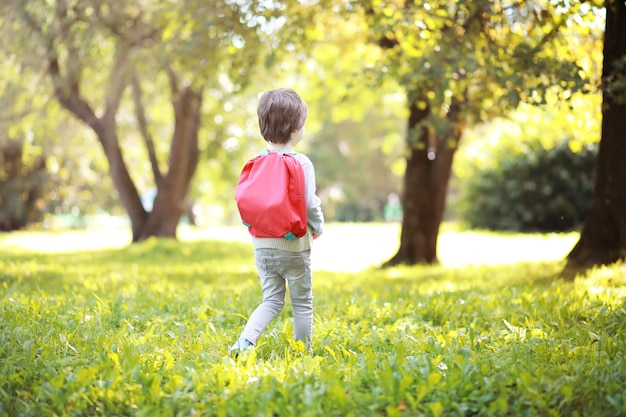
8 0 269 241
1 14 120 221
356 0 598 265
0 139 48 230
565 0 626 273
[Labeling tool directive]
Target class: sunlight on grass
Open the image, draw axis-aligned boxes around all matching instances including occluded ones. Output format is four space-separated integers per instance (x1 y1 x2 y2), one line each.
181 223 580 271
0 228 132 253
438 230 579 267
0 223 579 271
1 226 624 416
312 224 579 270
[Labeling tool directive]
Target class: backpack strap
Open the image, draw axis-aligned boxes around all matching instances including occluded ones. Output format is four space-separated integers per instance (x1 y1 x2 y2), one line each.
281 154 306 240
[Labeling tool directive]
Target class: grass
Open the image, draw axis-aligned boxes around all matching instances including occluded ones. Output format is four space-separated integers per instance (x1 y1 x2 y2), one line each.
0 224 625 416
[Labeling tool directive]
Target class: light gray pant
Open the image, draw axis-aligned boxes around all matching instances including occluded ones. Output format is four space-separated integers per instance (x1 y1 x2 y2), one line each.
241 248 313 348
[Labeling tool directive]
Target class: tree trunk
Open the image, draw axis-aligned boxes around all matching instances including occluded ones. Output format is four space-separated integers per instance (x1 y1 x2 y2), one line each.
564 0 626 275
384 100 462 266
0 139 47 231
94 124 148 240
135 85 202 241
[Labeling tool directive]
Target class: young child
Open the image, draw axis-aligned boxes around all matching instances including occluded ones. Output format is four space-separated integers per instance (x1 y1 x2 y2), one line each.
229 88 324 356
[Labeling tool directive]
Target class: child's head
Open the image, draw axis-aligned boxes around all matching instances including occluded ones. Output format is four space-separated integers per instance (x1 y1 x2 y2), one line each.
257 88 308 145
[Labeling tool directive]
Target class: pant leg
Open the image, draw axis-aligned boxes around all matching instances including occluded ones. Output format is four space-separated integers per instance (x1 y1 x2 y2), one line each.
278 250 313 348
241 249 286 345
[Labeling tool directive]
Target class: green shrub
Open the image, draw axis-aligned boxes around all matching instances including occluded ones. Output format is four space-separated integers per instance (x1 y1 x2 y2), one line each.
458 139 597 232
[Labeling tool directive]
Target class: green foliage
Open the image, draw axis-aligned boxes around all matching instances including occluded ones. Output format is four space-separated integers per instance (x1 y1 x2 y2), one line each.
358 0 603 135
453 93 603 232
0 15 118 219
458 139 597 232
2 0 607 232
1 230 625 416
308 105 405 222
254 3 407 223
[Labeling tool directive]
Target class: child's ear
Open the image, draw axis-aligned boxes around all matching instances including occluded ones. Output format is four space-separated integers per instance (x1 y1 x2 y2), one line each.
290 127 304 144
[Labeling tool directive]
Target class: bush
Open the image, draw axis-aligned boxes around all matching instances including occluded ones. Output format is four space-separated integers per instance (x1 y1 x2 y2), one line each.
458 139 597 232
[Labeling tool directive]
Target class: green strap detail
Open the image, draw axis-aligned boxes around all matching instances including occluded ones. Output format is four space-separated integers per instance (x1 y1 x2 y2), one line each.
260 148 297 156
283 232 297 240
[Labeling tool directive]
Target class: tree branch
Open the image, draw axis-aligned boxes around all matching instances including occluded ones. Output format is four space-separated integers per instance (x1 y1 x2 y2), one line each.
20 2 43 35
166 65 180 98
531 19 565 54
47 47 99 129
94 6 160 47
167 85 202 200
20 0 98 129
102 41 131 125
130 67 163 186
183 89 202 187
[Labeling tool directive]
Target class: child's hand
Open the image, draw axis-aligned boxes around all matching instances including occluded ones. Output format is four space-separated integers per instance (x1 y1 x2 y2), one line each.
313 233 320 240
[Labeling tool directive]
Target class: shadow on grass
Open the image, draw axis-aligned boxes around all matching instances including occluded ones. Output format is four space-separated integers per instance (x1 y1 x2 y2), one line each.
315 260 565 293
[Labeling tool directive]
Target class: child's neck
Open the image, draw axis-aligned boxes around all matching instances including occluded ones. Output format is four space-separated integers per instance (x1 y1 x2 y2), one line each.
267 142 294 152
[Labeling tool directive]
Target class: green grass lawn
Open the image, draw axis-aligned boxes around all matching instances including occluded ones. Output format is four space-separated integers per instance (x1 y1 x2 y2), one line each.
1 224 624 416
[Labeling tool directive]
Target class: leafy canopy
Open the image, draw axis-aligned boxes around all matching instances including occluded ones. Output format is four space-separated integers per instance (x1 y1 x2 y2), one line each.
357 0 602 136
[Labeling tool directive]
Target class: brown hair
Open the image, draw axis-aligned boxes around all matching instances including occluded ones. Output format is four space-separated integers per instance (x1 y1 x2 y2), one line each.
257 88 308 144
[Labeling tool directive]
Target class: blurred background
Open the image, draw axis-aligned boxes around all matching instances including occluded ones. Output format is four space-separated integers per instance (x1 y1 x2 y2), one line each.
0 0 607 255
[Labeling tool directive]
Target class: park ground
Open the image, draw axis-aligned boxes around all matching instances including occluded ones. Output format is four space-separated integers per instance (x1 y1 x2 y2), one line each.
0 222 580 271
1 223 624 416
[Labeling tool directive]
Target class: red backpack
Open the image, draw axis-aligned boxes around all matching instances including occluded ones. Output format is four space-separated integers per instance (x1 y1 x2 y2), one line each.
235 150 307 240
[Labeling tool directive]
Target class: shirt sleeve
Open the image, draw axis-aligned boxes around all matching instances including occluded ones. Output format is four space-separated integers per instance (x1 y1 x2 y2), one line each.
296 154 324 236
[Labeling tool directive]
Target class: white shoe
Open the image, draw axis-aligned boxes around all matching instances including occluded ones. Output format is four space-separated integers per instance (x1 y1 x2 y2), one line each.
229 337 253 357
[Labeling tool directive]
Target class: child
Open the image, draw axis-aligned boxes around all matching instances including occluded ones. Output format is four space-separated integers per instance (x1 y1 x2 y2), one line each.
229 88 324 356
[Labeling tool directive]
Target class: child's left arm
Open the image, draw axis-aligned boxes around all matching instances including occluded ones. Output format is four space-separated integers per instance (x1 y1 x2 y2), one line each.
301 157 324 236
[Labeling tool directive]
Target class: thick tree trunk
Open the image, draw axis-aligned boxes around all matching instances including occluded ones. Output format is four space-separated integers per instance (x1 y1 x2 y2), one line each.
49 42 149 240
384 100 461 266
564 0 626 275
138 187 185 240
